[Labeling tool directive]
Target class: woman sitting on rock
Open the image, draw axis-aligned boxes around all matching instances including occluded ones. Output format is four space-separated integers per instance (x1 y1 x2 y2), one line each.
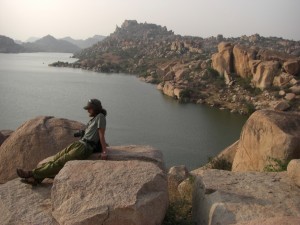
17 99 108 185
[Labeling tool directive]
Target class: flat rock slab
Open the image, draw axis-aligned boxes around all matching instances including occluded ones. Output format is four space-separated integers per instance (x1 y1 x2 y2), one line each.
39 145 166 171
52 160 168 225
192 169 300 225
0 179 58 225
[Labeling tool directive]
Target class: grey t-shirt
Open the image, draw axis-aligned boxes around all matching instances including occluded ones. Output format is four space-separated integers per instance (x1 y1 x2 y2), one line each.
82 113 106 143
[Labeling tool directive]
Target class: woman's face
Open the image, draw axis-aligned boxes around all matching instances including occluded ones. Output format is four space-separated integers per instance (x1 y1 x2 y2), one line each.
87 108 95 117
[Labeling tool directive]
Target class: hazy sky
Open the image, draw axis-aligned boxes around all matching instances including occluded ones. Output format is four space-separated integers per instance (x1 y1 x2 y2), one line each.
0 0 299 41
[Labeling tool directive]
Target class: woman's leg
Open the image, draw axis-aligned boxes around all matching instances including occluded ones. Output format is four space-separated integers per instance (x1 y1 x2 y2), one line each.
32 142 89 180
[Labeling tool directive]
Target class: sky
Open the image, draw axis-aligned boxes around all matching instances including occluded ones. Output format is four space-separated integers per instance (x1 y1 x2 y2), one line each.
0 0 299 41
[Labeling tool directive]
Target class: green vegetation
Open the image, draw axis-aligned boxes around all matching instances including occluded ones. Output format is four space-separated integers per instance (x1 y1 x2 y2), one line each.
208 157 232 171
163 176 195 225
264 157 290 172
244 102 256 114
179 88 194 99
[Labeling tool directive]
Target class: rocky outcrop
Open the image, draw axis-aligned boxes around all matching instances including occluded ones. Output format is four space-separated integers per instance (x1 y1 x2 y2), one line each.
283 60 300 76
212 42 300 91
52 160 168 225
233 45 257 78
192 169 300 225
287 159 300 187
252 61 280 89
232 110 300 172
211 42 233 76
0 116 84 183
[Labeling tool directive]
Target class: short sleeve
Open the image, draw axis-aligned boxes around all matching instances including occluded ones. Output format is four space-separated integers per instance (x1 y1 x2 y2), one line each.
96 113 106 129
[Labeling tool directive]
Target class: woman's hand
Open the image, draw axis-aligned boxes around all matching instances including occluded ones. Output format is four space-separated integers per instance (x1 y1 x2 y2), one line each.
100 152 108 160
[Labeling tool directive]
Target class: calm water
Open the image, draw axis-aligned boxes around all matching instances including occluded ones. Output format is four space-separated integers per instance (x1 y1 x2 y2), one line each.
0 53 247 169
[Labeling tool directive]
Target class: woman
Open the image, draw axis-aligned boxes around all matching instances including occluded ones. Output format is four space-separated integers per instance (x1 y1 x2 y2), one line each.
16 99 108 185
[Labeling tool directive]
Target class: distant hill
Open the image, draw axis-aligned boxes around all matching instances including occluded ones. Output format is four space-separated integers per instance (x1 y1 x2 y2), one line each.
26 37 40 43
0 35 24 53
61 35 106 49
22 35 81 53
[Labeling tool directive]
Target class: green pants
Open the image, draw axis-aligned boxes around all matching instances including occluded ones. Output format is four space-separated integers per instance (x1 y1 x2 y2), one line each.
32 141 93 180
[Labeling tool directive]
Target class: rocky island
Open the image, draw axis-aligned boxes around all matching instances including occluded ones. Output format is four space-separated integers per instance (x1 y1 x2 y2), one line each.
50 20 300 114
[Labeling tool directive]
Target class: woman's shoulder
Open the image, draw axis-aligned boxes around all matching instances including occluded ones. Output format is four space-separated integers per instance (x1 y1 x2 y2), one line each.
96 113 106 120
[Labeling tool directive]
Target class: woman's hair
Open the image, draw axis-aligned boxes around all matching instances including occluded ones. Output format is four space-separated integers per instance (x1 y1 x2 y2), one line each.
94 103 107 117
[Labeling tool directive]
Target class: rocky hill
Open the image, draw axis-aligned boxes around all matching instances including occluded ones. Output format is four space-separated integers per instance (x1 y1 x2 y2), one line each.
0 35 25 53
49 20 300 114
61 35 106 49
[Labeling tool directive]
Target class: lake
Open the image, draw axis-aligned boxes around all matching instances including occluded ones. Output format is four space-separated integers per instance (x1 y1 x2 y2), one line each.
0 53 247 169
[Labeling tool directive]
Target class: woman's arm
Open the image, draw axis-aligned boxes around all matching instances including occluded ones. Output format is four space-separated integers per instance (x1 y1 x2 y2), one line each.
98 128 107 159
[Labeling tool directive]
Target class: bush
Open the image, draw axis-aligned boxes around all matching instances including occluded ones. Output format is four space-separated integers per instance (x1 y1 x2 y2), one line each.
179 88 194 99
244 102 256 114
163 199 194 225
208 157 232 171
264 157 290 172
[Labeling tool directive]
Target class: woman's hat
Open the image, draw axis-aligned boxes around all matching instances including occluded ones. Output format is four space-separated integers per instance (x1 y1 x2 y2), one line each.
83 99 102 110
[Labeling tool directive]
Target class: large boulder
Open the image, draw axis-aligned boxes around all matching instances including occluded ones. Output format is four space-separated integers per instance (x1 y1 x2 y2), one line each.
252 61 280 90
232 110 300 172
283 60 300 76
287 159 300 187
211 42 233 76
0 179 58 225
233 45 257 78
192 169 300 225
52 160 168 225
257 49 296 63
235 217 300 225
0 116 84 183
162 81 175 97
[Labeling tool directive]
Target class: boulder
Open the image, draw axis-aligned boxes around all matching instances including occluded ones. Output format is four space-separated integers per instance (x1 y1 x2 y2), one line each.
52 160 168 225
212 42 233 76
0 130 13 146
162 81 175 97
273 73 294 87
287 159 300 187
0 116 84 183
38 145 166 171
252 61 280 90
272 100 290 111
173 88 184 99
156 82 164 91
233 45 257 78
0 179 58 225
192 169 300 225
289 85 300 95
285 93 296 101
168 165 189 187
283 60 300 76
232 110 300 172
257 49 296 63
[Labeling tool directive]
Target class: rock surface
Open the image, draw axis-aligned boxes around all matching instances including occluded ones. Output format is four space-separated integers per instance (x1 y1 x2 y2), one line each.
234 217 300 225
0 179 58 225
211 42 233 76
0 130 13 146
252 61 280 90
0 116 84 183
232 110 300 172
192 169 300 225
52 160 168 225
287 159 300 187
